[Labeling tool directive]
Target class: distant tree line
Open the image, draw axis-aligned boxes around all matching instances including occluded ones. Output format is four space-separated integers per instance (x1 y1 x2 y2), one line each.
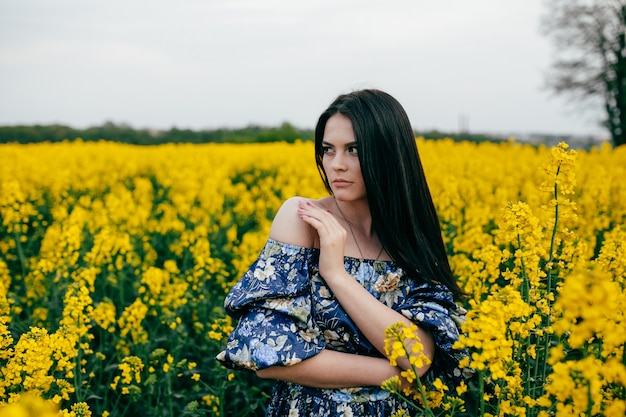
0 121 313 145
0 121 511 145
413 130 507 144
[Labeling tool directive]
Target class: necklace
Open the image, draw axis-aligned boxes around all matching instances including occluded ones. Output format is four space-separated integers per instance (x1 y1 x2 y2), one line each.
334 197 385 261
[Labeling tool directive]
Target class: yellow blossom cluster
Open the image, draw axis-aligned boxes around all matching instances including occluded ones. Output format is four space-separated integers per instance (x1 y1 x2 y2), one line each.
382 322 432 407
0 391 58 417
0 139 624 416
382 322 466 416
110 355 144 396
384 141 626 416
384 322 430 373
208 316 234 342
89 299 116 333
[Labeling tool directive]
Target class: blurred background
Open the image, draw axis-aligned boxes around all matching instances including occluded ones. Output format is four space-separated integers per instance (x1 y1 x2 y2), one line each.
1 0 622 146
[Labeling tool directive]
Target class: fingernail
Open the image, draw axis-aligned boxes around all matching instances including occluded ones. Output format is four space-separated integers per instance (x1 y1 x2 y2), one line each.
306 201 313 206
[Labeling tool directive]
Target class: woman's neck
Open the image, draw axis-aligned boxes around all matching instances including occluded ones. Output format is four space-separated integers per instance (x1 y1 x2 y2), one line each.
333 196 373 238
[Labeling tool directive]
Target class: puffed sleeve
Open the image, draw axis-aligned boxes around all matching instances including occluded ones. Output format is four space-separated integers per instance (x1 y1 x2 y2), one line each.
216 239 325 371
397 280 470 386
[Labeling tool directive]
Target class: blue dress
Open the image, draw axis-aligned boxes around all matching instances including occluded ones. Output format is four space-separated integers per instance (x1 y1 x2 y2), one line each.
217 239 468 416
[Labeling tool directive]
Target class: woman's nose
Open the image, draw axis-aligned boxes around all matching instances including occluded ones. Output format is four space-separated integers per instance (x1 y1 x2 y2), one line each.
331 153 346 170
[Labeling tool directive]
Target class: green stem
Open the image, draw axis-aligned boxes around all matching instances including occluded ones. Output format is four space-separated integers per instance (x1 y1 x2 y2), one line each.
75 347 83 402
546 174 560 295
13 229 27 278
478 370 485 417
516 233 530 304
394 327 435 416
120 398 133 416
389 389 424 414
219 378 226 417
167 372 174 417
516 233 534 400
538 178 560 396
586 381 593 417
546 185 559 306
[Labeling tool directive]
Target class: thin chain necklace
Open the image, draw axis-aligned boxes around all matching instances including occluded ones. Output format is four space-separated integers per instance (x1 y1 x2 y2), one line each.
334 197 384 261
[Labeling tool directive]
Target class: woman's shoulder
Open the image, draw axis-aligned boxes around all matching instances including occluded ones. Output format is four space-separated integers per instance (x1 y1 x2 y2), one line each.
269 196 332 248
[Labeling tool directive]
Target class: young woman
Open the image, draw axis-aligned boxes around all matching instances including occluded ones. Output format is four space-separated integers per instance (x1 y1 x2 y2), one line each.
217 89 468 416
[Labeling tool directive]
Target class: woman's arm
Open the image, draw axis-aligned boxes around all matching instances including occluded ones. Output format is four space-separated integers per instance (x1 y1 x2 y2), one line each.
256 349 400 388
266 197 432 381
295 200 435 375
322 272 435 374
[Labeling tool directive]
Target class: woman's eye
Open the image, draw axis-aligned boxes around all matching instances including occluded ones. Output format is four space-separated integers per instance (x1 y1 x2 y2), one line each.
322 146 333 154
348 146 359 155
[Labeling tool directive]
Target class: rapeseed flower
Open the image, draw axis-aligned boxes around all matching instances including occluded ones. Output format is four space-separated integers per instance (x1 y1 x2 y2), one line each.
90 299 116 333
117 298 149 349
0 391 58 417
1 140 624 416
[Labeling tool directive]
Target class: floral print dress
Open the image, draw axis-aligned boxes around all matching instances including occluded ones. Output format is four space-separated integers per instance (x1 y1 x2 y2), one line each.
217 239 468 417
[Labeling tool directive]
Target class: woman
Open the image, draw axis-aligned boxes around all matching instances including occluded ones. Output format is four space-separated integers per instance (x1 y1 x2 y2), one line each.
217 89 468 416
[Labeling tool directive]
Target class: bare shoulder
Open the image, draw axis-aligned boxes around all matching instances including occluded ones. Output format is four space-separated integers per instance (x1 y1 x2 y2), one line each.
269 196 331 248
269 197 314 247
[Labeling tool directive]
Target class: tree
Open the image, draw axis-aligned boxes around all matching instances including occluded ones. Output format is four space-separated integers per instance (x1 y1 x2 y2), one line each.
542 0 626 147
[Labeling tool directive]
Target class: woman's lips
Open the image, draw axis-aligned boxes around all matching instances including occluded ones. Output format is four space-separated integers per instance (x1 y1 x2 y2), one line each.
332 179 352 187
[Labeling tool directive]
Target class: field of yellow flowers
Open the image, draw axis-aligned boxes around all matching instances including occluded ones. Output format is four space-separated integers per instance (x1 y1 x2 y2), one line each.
0 139 624 417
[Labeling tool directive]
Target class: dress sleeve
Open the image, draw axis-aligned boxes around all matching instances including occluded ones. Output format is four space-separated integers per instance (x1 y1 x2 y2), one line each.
396 280 469 386
216 239 325 371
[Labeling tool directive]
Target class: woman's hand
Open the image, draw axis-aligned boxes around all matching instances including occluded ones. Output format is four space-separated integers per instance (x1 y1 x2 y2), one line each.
297 200 347 281
296 199 435 374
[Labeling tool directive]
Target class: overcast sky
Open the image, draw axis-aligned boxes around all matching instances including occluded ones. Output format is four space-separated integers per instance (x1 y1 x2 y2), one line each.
0 0 609 137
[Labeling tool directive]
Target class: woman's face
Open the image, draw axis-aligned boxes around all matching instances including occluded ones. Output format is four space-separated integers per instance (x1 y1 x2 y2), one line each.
321 114 366 202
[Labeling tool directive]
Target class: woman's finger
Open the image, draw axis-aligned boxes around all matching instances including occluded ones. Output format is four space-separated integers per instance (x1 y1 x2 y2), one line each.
298 201 343 236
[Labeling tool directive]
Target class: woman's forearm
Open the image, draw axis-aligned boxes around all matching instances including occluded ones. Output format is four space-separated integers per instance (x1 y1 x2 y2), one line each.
326 273 435 375
256 349 400 389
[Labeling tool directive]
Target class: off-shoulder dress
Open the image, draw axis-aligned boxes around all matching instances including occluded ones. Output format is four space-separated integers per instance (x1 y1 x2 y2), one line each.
217 239 468 417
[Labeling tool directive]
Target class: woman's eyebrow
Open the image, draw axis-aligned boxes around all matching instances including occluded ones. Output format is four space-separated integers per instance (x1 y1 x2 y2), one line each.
321 141 358 147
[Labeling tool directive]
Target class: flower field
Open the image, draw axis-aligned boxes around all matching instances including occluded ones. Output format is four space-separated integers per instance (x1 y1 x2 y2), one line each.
0 139 625 416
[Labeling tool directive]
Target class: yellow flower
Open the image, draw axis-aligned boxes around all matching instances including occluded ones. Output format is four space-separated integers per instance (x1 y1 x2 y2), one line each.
381 375 402 393
90 299 116 333
208 316 234 342
383 322 430 370
117 298 149 346
2 136 625 416
69 402 92 417
432 378 448 392
455 381 467 396
0 392 58 417
116 356 144 385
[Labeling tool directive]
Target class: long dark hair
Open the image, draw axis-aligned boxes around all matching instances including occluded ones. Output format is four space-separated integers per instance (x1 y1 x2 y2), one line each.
314 89 464 299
